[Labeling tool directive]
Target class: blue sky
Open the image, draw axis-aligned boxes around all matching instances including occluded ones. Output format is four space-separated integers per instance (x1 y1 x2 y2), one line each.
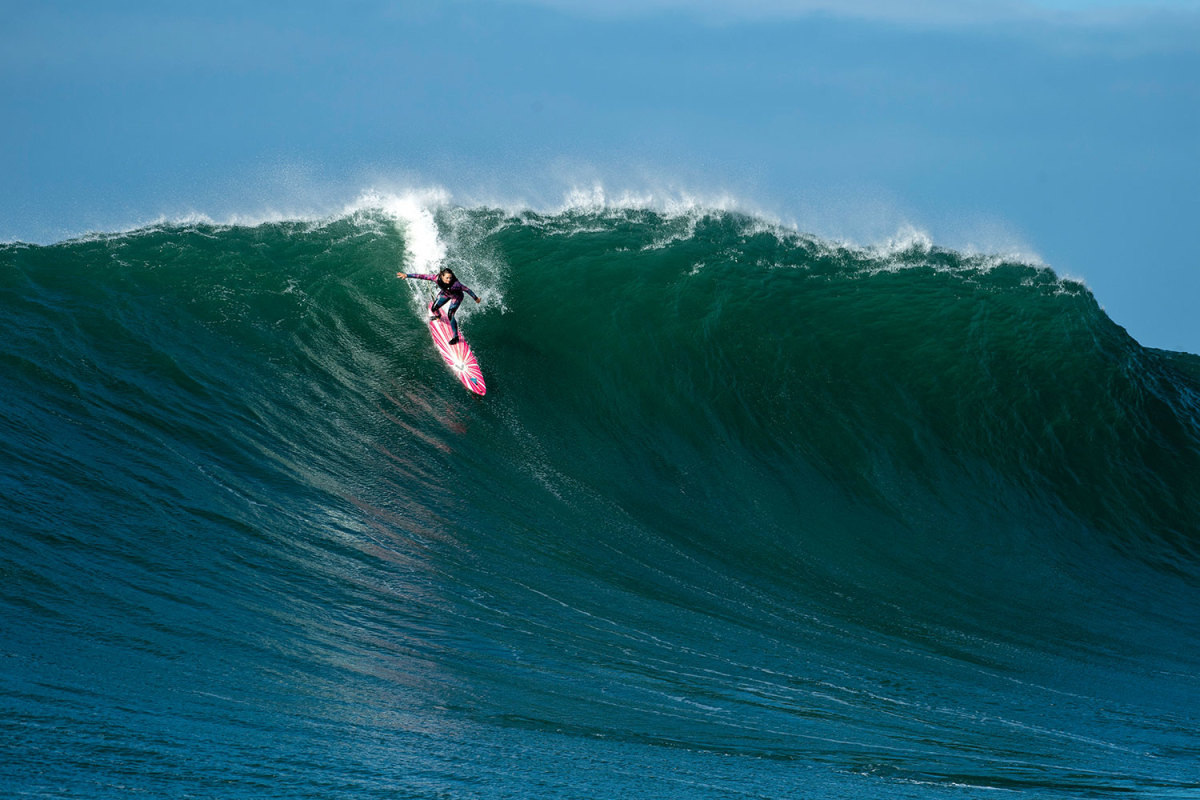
4 0 1198 352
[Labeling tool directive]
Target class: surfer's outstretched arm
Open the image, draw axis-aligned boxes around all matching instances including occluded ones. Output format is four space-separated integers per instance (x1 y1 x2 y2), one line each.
398 272 481 303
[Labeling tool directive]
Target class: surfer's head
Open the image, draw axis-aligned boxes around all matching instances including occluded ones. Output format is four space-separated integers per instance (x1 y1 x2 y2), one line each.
438 269 456 286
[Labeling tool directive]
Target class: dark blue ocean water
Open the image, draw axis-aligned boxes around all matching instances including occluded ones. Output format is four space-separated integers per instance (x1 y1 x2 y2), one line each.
2 202 1199 798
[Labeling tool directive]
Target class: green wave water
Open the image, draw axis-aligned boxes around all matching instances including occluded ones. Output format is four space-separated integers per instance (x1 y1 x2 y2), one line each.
2 200 1198 798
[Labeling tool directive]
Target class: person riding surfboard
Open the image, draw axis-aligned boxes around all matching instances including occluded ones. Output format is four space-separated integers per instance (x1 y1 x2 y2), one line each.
397 267 482 345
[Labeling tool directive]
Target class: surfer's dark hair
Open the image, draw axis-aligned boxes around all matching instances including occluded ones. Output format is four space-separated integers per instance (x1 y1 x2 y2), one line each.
438 268 457 286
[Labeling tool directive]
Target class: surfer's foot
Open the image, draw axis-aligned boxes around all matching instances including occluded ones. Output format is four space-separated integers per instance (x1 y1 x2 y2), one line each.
448 336 459 345
430 312 442 320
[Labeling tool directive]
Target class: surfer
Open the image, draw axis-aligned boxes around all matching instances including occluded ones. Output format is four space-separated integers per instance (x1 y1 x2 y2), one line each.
397 268 481 345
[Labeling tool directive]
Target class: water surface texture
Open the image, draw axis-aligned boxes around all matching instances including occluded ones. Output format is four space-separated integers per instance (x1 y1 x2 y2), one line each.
3 203 1198 798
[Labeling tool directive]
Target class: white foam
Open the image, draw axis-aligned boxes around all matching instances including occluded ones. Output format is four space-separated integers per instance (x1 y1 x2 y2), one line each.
346 188 450 276
342 187 515 319
56 180 1053 289
558 182 753 220
876 224 934 257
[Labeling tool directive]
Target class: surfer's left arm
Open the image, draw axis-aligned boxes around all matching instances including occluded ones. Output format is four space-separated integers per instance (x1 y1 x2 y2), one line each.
462 284 482 303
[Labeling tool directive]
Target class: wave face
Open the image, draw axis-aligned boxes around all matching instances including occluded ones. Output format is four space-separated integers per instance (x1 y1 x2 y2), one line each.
3 202 1199 798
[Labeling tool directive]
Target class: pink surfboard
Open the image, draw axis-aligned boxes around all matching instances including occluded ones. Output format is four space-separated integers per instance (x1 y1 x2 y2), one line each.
428 302 486 395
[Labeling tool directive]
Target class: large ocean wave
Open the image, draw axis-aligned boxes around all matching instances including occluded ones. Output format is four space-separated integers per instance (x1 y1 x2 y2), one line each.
2 195 1198 798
